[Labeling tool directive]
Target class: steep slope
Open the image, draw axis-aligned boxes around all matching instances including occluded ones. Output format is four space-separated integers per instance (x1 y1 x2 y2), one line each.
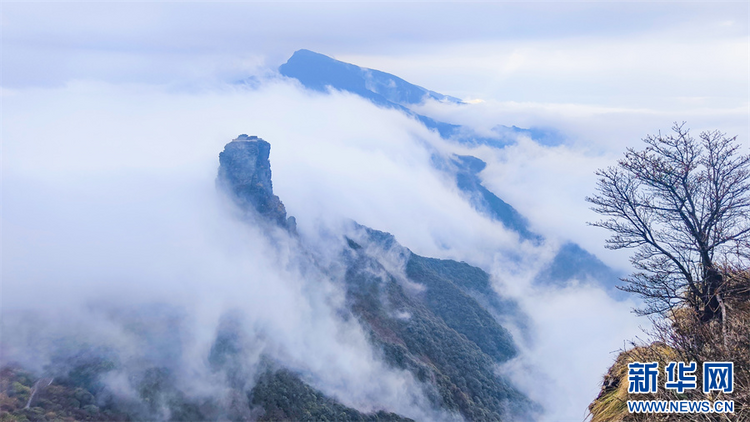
217 134 297 232
218 136 538 421
250 369 413 422
0 134 542 421
0 363 412 422
340 232 535 421
446 154 541 243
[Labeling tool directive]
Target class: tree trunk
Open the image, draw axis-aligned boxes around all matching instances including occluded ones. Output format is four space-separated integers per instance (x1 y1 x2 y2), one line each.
700 267 723 323
717 293 728 350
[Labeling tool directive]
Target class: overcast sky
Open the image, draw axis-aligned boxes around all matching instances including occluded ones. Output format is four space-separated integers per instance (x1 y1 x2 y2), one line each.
4 2 747 145
2 2 746 103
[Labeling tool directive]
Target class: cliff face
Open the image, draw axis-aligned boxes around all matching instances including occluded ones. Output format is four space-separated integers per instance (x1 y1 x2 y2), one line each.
217 135 296 232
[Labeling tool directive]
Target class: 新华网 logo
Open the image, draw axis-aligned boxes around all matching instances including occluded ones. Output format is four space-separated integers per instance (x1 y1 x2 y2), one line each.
626 361 734 414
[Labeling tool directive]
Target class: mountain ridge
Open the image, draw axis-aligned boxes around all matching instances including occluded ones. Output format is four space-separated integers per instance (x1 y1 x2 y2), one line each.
279 49 562 146
217 135 539 421
278 49 623 295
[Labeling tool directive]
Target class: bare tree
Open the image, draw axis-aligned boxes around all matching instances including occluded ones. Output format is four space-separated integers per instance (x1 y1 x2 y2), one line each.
587 123 750 322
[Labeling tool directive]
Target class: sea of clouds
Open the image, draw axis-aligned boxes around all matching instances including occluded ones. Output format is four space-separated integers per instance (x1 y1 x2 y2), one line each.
2 76 656 421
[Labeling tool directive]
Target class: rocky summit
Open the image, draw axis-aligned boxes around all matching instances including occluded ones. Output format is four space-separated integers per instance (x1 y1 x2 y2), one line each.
217 135 296 232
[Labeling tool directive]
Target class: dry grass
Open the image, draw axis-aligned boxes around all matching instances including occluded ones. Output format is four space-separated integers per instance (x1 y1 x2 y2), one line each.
589 271 750 422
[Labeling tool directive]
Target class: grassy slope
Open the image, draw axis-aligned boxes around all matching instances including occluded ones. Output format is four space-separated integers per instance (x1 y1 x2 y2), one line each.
588 271 750 421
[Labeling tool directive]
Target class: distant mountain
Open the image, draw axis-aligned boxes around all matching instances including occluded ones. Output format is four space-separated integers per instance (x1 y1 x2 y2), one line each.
280 49 462 107
444 154 542 243
279 50 543 243
277 50 554 239
491 125 564 147
281 49 463 139
280 50 621 290
446 154 622 290
534 242 624 295
280 49 539 143
279 50 621 296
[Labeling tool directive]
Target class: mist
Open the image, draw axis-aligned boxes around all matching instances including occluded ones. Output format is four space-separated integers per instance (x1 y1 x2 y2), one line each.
3 3 747 419
1 76 647 420
2 81 462 420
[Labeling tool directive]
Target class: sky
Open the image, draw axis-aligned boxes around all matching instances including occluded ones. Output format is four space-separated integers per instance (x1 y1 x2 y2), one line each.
2 2 749 422
4 2 748 107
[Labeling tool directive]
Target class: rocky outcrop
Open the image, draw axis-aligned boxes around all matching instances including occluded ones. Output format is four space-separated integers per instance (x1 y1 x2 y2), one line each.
215 135 536 420
217 135 296 232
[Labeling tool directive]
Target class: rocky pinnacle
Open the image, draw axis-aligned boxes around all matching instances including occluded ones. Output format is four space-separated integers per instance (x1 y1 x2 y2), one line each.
217 134 296 233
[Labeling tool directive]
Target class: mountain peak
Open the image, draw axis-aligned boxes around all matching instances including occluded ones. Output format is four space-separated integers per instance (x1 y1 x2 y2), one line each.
290 49 328 59
232 133 260 142
280 49 461 106
217 136 296 232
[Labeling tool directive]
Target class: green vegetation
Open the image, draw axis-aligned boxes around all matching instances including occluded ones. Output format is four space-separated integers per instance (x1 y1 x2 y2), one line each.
344 238 537 421
0 366 129 422
406 255 517 363
250 369 413 422
1 362 413 422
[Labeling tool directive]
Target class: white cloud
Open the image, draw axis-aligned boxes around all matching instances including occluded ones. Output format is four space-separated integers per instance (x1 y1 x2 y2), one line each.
3 2 746 419
1 77 650 420
1 80 464 421
408 97 748 271
499 284 643 422
355 32 748 108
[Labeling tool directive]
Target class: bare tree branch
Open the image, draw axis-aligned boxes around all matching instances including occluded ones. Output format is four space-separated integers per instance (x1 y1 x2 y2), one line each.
586 123 750 322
